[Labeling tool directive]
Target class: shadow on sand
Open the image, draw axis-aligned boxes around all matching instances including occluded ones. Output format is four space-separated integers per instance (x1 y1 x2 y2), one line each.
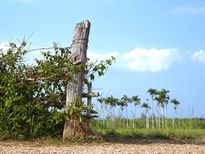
103 136 205 146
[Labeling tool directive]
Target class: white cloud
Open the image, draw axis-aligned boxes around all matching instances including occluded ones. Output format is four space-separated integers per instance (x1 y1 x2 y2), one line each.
122 48 179 72
0 43 10 55
88 48 179 72
172 5 205 15
192 50 205 63
87 51 118 62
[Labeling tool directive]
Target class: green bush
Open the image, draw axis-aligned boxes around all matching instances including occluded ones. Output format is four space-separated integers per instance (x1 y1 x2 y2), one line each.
0 42 70 139
0 41 115 140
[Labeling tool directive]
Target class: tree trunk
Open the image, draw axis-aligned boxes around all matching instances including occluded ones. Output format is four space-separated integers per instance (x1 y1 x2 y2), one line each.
165 104 167 128
151 99 154 129
156 116 158 128
63 20 91 140
173 109 176 129
126 106 129 128
132 119 134 128
155 107 158 128
158 106 161 128
146 110 149 129
161 105 164 128
172 117 174 129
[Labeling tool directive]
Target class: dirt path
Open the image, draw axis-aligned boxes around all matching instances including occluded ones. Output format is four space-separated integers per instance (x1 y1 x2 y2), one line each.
0 139 204 154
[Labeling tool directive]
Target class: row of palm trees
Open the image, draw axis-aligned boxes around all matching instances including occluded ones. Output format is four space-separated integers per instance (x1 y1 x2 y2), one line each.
97 88 180 129
144 88 180 129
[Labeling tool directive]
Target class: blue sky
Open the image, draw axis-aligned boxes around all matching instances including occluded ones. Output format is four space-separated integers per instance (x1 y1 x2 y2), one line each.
0 0 205 118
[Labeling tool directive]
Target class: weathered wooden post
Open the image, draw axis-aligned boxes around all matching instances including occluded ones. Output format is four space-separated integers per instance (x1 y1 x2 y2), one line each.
63 20 91 140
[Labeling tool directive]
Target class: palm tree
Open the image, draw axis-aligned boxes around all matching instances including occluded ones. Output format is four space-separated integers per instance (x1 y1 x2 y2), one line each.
132 95 141 106
171 99 180 128
131 95 141 128
155 95 163 128
141 101 151 129
155 89 170 128
147 88 157 129
98 96 119 128
121 95 132 128
161 89 170 128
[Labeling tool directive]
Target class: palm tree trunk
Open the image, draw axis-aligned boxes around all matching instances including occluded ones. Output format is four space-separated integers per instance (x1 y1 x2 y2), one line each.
152 100 154 129
146 109 149 129
165 104 167 128
148 115 149 129
173 109 176 129
158 106 161 128
156 116 158 128
155 107 158 128
132 119 134 128
126 106 128 128
172 117 174 129
161 106 164 128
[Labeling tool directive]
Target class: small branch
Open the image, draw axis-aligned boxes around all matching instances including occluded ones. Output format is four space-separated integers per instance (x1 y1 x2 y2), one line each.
34 100 65 108
73 60 82 65
82 107 98 114
28 47 54 52
26 75 65 81
82 92 99 98
91 109 98 114
84 70 89 74
35 95 65 101
27 46 72 52
41 103 64 108
82 115 98 119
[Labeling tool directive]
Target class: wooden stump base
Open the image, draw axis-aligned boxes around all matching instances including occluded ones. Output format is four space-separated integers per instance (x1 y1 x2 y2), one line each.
63 118 101 141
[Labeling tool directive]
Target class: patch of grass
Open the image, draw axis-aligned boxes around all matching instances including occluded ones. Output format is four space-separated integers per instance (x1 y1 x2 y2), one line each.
90 118 205 141
1 118 204 142
94 128 205 140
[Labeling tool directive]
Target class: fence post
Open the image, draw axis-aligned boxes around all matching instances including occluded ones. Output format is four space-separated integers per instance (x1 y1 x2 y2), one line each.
63 20 91 140
87 82 92 117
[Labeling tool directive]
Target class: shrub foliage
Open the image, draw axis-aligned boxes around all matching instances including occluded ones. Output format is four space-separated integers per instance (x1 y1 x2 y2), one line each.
0 41 115 140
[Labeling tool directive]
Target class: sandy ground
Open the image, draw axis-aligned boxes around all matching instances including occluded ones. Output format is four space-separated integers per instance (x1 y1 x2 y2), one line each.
0 139 204 154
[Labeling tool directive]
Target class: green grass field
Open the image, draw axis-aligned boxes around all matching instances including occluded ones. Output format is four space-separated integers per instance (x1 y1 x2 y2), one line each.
90 118 205 140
